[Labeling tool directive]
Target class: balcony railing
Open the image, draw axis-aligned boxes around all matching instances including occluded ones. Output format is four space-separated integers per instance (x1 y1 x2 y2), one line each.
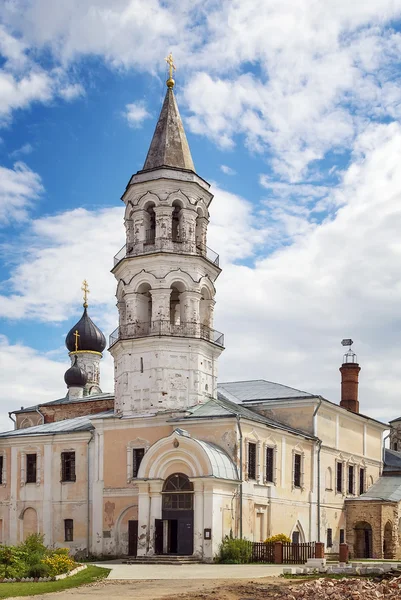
109 320 224 348
113 242 220 267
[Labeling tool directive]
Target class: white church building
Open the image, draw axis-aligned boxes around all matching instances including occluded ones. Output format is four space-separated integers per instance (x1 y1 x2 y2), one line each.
0 65 389 561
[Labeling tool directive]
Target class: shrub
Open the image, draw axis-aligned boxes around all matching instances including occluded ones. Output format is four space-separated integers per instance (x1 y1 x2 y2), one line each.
0 545 29 579
264 533 291 544
42 553 76 576
217 537 252 564
27 561 50 578
53 547 71 556
19 534 48 557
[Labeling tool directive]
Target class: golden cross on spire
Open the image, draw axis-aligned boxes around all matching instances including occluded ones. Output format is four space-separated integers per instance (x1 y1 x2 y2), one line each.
73 329 80 352
165 52 176 88
81 279 90 308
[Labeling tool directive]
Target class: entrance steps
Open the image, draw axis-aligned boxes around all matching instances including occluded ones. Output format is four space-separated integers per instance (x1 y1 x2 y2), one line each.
123 555 203 565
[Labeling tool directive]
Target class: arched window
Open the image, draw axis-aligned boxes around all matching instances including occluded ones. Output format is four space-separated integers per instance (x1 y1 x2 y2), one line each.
170 282 185 326
136 283 152 334
172 201 182 242
325 467 333 491
162 473 194 510
144 203 155 244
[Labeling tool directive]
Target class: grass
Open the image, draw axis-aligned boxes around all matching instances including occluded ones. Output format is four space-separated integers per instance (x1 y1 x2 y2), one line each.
0 565 110 598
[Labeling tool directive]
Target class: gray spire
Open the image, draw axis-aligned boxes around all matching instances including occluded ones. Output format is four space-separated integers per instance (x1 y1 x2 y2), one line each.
143 87 195 172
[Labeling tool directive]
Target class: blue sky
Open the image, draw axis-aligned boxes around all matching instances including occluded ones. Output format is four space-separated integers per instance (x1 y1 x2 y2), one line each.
2 1 401 429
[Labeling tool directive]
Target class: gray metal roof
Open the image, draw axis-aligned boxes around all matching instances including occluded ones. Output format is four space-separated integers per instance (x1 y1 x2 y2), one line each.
383 448 401 473
348 475 401 502
217 380 315 403
183 396 316 440
0 411 113 438
173 429 237 480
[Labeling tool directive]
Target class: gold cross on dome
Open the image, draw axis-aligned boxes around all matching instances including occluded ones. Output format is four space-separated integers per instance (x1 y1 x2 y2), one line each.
81 279 90 308
73 329 80 352
165 52 176 88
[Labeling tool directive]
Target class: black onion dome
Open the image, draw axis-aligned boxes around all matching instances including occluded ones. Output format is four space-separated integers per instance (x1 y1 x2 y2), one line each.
65 307 106 353
64 357 88 388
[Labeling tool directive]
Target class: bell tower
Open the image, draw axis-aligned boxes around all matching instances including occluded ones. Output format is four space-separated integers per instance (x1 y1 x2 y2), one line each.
109 57 224 416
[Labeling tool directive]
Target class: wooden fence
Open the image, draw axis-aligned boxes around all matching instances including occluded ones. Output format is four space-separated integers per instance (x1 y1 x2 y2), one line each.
282 542 316 564
250 541 316 564
251 542 275 563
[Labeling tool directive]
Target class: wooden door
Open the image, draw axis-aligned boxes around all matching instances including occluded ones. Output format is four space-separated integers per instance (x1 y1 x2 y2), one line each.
128 520 138 556
177 518 193 555
155 519 164 555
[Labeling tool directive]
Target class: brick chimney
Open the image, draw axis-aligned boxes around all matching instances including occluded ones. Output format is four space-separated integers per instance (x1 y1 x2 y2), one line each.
339 344 361 414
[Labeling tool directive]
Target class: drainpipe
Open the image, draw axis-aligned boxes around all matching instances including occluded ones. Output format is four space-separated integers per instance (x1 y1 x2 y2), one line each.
236 415 243 539
35 407 45 425
87 430 94 558
8 412 16 429
313 397 323 543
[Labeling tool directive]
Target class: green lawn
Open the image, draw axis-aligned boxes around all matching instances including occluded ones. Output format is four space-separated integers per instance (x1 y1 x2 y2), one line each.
0 565 110 599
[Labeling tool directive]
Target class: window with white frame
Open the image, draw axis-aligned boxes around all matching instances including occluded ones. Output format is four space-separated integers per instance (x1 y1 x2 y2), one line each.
126 438 149 483
293 452 302 488
265 445 275 484
336 461 343 494
348 464 355 495
247 442 257 480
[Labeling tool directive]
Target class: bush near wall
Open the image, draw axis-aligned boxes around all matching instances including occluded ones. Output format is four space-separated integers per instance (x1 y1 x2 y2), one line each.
217 537 253 564
0 535 77 581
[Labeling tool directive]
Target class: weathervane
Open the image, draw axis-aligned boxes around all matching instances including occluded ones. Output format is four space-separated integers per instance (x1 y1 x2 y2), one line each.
165 52 176 88
81 279 90 308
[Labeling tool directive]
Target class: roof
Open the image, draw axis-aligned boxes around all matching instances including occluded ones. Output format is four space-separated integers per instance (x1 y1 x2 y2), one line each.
65 306 106 354
217 379 315 403
142 87 195 172
383 448 401 473
182 395 317 440
0 411 113 438
173 429 238 480
13 392 114 414
348 475 401 502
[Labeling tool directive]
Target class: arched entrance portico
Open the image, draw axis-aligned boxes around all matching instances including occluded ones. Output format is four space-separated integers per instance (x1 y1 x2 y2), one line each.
155 473 194 555
354 521 373 558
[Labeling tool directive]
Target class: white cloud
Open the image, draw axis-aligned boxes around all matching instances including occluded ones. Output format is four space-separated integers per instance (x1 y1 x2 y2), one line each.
0 335 114 432
0 161 43 224
220 165 236 176
9 142 33 157
124 101 151 128
59 82 85 101
0 206 124 323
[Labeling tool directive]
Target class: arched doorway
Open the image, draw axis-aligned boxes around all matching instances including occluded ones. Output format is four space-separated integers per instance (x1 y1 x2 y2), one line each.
22 507 38 541
156 473 194 556
383 521 393 558
354 521 373 558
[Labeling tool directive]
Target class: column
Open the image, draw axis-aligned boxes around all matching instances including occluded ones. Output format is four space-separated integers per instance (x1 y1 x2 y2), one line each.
179 291 201 336
193 480 204 559
9 446 18 544
43 444 53 546
203 484 214 561
132 209 147 246
196 216 209 255
148 480 163 556
150 289 171 331
137 481 150 556
179 208 197 253
154 206 174 245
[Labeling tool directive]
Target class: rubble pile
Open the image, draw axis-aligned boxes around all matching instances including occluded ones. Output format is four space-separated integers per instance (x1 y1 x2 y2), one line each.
286 576 401 600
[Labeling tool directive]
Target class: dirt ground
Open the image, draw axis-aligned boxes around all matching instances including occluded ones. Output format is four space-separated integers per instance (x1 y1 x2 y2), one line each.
11 577 295 600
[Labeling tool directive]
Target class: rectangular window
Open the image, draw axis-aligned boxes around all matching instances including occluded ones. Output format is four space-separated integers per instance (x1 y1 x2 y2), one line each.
336 462 343 493
359 468 365 495
61 452 76 482
265 447 274 483
327 528 333 548
64 519 73 542
293 453 302 488
248 443 257 480
394 442 398 451
132 448 145 478
292 531 300 544
0 456 3 485
26 454 37 484
340 529 345 545
348 465 354 495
